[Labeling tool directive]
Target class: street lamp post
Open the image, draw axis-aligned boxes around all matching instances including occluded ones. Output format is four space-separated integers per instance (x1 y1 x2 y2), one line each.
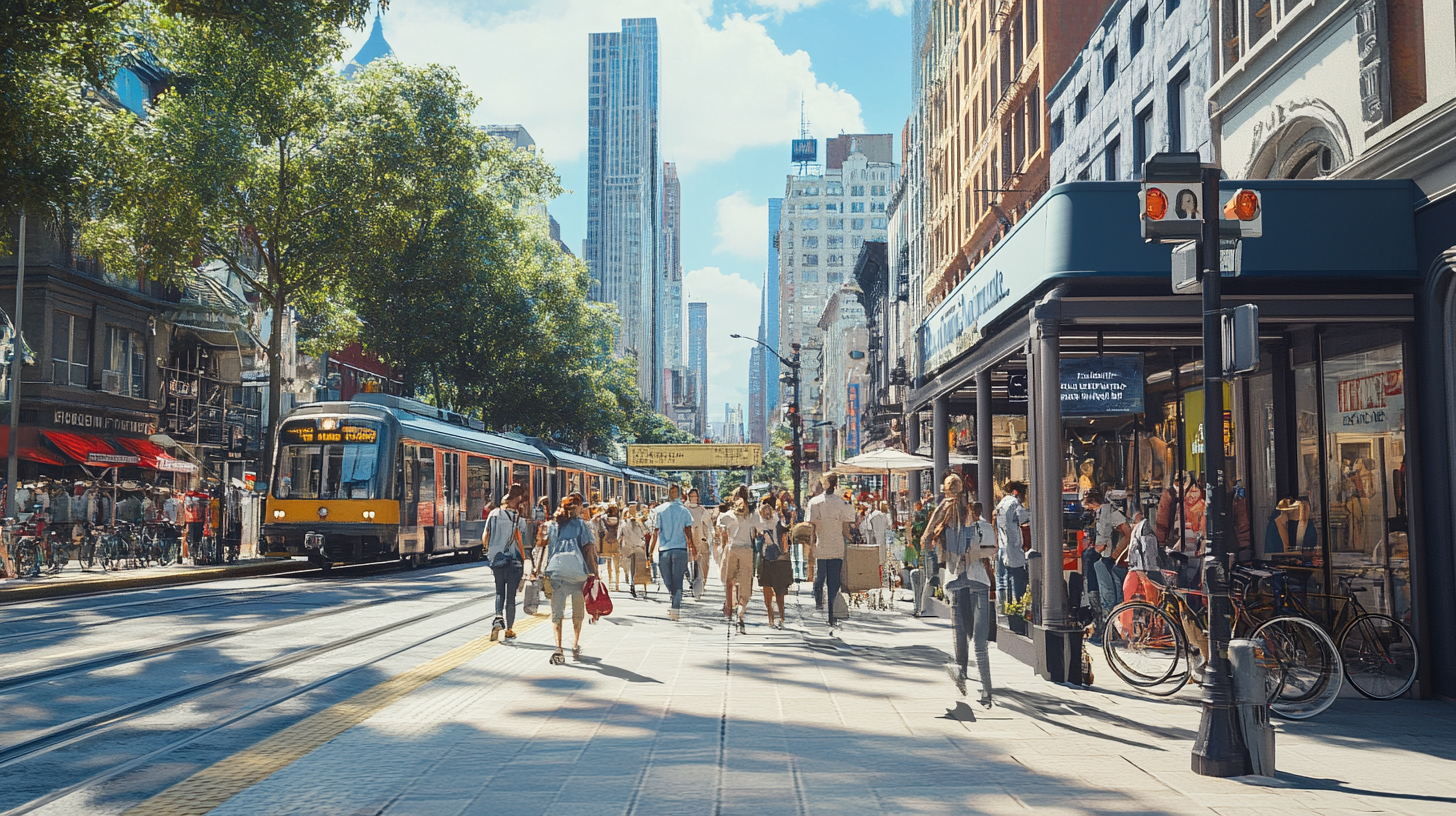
730 334 803 516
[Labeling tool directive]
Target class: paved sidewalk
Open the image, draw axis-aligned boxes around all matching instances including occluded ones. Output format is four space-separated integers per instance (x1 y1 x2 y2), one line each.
120 572 1456 816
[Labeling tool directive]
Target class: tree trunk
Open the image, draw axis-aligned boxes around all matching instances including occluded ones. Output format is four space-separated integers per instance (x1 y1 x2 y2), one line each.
264 292 286 485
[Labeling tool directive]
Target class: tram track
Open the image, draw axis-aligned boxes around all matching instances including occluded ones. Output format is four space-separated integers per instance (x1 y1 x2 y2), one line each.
0 598 509 816
0 558 459 644
0 587 496 771
0 580 475 692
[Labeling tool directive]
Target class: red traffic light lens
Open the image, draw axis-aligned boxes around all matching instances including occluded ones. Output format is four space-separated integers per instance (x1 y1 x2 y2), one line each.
1233 189 1260 221
1144 188 1168 221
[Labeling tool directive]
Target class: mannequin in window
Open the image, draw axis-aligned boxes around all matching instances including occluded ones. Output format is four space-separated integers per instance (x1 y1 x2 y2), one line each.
1265 497 1317 555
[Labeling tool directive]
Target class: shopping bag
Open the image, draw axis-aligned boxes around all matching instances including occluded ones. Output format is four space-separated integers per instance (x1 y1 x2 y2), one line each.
584 575 613 620
523 577 542 615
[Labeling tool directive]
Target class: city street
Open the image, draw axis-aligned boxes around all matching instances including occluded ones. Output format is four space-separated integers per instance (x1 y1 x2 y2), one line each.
3 562 1455 816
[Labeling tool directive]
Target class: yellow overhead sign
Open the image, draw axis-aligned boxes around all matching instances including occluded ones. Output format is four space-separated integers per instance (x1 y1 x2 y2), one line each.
626 444 763 469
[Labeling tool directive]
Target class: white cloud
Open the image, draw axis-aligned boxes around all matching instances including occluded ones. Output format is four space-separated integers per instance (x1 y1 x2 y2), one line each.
343 0 866 171
683 266 761 418
713 192 769 260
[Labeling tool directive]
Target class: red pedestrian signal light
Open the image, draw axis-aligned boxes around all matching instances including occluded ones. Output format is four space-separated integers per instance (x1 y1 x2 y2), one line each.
1144 187 1169 221
1224 189 1261 221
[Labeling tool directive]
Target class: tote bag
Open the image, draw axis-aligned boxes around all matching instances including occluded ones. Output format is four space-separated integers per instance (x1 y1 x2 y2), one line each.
544 519 590 584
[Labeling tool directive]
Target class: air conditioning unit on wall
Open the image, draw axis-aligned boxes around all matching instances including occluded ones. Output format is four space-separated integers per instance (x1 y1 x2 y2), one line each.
101 370 123 394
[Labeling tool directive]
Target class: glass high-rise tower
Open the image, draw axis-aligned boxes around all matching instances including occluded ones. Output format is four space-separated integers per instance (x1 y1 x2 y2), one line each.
586 18 660 406
688 302 708 437
658 162 683 410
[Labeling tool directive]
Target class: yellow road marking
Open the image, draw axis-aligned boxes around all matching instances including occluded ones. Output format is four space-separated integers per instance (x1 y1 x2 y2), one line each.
124 613 549 816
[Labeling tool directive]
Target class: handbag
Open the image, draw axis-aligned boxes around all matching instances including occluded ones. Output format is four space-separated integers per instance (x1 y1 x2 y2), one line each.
489 512 525 569
762 532 784 562
544 519 590 584
584 575 613 620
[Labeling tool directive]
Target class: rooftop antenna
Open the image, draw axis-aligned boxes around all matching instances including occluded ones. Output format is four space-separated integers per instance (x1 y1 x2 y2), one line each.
794 96 816 176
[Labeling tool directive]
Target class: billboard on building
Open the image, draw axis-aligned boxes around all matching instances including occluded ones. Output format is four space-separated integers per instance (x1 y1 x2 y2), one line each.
791 139 817 163
626 444 763 469
846 383 862 457
1060 354 1145 416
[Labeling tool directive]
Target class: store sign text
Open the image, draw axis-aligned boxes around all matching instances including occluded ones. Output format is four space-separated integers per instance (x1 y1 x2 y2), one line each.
1337 369 1403 431
1060 355 1145 416
52 410 154 436
921 271 1011 372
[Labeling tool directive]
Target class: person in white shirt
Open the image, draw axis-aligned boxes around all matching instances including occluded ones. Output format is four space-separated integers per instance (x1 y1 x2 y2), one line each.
993 481 1031 612
806 474 856 626
485 483 531 641
716 499 757 628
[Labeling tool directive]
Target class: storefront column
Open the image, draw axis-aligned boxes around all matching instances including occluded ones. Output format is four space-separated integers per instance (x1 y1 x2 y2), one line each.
906 412 922 507
976 369 992 506
1029 289 1079 683
932 395 949 494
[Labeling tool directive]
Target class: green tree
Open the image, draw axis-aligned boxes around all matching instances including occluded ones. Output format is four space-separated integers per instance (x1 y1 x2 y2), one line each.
81 10 386 460
2 1 379 222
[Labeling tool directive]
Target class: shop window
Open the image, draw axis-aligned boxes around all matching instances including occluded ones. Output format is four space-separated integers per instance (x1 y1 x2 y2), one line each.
52 313 90 387
1321 329 1408 621
105 327 145 398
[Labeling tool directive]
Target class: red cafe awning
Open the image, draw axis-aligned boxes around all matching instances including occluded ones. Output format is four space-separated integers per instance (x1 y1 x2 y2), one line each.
43 431 131 465
0 427 66 465
114 437 198 473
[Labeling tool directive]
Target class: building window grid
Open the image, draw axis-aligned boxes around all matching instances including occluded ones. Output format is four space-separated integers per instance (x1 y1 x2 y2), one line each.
52 313 90 387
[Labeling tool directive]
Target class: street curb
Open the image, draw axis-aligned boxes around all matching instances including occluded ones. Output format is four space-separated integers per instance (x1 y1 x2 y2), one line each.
0 559 314 605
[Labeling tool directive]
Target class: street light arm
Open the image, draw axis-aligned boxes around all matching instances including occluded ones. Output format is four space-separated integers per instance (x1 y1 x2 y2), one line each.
728 333 796 369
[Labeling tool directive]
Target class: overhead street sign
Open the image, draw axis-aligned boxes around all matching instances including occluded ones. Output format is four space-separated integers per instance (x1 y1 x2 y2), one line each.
626 444 763 470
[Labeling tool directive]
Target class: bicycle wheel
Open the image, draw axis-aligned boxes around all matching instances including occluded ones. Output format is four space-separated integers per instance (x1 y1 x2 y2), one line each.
1252 615 1343 719
13 538 41 578
158 535 178 566
1103 601 1190 693
99 536 119 571
1340 613 1418 700
78 536 97 569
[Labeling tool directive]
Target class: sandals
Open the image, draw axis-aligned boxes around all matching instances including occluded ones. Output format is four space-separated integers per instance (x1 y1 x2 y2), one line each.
572 645 582 662
549 650 565 665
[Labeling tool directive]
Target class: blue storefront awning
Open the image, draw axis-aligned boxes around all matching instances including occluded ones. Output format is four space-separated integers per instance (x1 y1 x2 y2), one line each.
918 179 1419 376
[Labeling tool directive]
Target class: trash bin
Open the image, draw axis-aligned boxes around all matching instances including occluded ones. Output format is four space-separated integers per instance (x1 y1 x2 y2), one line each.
1229 638 1276 777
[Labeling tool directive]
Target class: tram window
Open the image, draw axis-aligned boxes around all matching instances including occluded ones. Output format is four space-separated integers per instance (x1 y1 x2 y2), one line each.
512 463 531 500
406 447 435 527
275 446 322 499
467 456 490 520
533 467 546 506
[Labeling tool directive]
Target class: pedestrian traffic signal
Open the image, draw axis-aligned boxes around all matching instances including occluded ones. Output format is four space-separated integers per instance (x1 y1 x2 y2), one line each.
1140 182 1204 242
1144 187 1168 221
1220 188 1263 237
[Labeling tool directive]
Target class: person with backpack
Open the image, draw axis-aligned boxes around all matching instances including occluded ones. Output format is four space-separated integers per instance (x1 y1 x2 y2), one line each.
542 492 598 664
619 502 651 598
594 502 623 591
921 474 998 706
1123 509 1164 604
486 483 532 642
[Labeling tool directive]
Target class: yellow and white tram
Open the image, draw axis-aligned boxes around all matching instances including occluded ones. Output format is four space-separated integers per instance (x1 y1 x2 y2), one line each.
262 394 666 569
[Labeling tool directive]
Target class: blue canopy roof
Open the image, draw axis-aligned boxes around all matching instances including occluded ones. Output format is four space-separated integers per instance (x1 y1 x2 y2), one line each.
918 179 1418 374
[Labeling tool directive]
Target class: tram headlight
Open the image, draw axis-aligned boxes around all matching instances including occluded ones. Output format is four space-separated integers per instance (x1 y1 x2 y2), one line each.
273 509 285 519
363 510 375 520
318 506 329 519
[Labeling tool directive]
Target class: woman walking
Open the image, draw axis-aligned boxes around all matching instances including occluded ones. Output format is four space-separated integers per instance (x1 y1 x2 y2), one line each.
716 498 757 631
541 492 598 664
595 502 623 590
486 483 530 642
920 474 998 707
619 503 651 598
756 495 792 629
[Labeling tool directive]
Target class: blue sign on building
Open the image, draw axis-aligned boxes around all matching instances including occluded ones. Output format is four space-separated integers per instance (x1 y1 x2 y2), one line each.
791 139 817 163
1060 354 1144 416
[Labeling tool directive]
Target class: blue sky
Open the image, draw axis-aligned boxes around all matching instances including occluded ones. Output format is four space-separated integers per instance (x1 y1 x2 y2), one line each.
342 0 910 420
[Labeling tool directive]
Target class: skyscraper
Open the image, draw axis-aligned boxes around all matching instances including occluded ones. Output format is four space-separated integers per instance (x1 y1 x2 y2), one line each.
750 197 782 450
658 162 683 410
748 344 765 448
687 302 708 437
586 18 660 406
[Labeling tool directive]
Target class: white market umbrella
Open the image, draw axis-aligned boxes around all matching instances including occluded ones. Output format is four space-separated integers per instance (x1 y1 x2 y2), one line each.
838 448 937 473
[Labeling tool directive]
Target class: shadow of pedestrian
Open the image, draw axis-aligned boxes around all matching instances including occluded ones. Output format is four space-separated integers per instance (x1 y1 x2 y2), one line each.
573 656 662 684
939 701 977 722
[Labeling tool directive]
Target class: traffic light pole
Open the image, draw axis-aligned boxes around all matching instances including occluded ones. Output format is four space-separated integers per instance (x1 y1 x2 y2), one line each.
1191 166 1249 777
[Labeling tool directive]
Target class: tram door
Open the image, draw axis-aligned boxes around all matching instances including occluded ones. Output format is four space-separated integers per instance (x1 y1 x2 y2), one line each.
440 451 461 551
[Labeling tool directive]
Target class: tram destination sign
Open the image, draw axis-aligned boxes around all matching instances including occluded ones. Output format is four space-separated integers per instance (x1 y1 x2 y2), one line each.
1060 354 1145 416
281 424 378 445
626 444 763 470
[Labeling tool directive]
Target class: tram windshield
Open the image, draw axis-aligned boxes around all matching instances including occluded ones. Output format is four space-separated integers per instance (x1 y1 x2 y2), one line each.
274 419 384 500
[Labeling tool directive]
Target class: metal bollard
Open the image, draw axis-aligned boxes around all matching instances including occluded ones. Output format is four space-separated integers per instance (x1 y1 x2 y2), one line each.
1229 639 1276 777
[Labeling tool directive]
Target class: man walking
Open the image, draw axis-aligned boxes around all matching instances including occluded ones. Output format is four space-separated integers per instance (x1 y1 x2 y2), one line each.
649 484 697 621
993 481 1030 613
807 473 855 626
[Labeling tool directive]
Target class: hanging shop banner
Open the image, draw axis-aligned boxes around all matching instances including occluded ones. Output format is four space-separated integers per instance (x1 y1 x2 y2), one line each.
626 444 762 469
1336 369 1404 433
846 383 862 458
1060 354 1145 416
